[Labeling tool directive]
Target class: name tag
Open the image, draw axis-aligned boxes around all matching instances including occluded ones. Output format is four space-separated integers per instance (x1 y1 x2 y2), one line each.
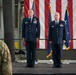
51 26 54 28
60 24 63 27
33 20 37 24
25 22 28 24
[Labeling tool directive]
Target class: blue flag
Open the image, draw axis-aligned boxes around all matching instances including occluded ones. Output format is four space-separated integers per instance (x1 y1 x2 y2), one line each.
64 7 70 50
47 3 52 56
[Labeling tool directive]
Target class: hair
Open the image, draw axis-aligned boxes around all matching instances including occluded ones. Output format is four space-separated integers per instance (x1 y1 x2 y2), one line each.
55 12 60 16
28 9 34 12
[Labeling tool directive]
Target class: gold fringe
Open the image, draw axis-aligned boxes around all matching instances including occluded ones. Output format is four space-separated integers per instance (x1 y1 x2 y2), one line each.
46 50 52 58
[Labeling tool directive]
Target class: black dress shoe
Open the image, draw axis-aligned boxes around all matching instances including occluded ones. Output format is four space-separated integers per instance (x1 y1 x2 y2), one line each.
52 66 56 68
55 65 62 68
57 66 62 68
52 65 62 68
25 65 30 68
30 65 35 68
25 65 28 68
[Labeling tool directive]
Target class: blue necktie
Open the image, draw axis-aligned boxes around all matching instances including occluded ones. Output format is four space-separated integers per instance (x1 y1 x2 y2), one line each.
29 18 31 23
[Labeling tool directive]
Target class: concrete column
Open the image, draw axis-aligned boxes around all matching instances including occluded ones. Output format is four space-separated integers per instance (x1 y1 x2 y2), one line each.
3 0 15 62
0 0 4 39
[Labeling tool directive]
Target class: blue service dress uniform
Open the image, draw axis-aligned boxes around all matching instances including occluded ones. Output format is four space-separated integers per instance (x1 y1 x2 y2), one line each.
22 16 40 67
49 20 67 67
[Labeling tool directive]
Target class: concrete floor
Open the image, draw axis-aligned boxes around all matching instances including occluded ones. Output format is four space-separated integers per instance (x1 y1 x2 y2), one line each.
13 60 76 75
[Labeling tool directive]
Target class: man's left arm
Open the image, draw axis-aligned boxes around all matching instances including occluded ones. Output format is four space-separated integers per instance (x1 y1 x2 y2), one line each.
63 21 67 42
36 18 40 41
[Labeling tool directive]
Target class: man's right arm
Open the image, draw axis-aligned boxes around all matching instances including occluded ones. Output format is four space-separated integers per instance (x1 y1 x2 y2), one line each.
48 22 52 44
22 18 25 39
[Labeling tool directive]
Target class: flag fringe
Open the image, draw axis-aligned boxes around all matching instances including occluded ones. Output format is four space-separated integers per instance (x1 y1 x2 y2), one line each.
46 52 52 58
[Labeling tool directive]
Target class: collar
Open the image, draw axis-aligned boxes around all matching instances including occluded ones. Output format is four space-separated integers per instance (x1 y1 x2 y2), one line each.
55 20 59 23
28 16 33 19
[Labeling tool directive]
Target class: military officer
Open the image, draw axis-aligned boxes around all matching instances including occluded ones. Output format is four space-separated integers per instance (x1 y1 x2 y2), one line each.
0 40 12 75
49 12 67 68
22 9 40 68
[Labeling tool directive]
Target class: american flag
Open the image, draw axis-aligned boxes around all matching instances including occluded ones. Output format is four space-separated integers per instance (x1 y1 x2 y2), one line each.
24 0 76 49
32 0 36 16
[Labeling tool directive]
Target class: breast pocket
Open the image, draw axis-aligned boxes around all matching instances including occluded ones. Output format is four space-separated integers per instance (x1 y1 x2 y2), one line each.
25 22 28 25
60 26 64 30
32 24 36 29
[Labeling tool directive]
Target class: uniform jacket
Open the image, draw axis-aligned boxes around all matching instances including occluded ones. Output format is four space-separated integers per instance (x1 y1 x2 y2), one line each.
49 20 67 44
22 16 40 41
0 40 12 75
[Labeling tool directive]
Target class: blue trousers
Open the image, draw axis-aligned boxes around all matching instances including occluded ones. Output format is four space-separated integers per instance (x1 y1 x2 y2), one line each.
26 41 36 66
52 44 63 66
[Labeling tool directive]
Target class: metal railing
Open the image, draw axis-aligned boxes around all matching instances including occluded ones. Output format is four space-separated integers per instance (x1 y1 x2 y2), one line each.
0 38 76 50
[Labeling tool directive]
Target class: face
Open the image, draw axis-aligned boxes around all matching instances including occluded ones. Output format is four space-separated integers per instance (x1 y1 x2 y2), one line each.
54 12 60 21
28 9 34 17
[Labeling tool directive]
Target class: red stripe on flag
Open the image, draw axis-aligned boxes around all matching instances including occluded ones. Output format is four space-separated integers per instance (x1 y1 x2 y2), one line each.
35 0 40 49
68 0 73 49
24 0 29 17
45 0 50 49
56 0 62 19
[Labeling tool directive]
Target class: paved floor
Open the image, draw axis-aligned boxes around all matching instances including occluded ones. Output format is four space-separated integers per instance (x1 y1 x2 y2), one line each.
13 60 76 75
